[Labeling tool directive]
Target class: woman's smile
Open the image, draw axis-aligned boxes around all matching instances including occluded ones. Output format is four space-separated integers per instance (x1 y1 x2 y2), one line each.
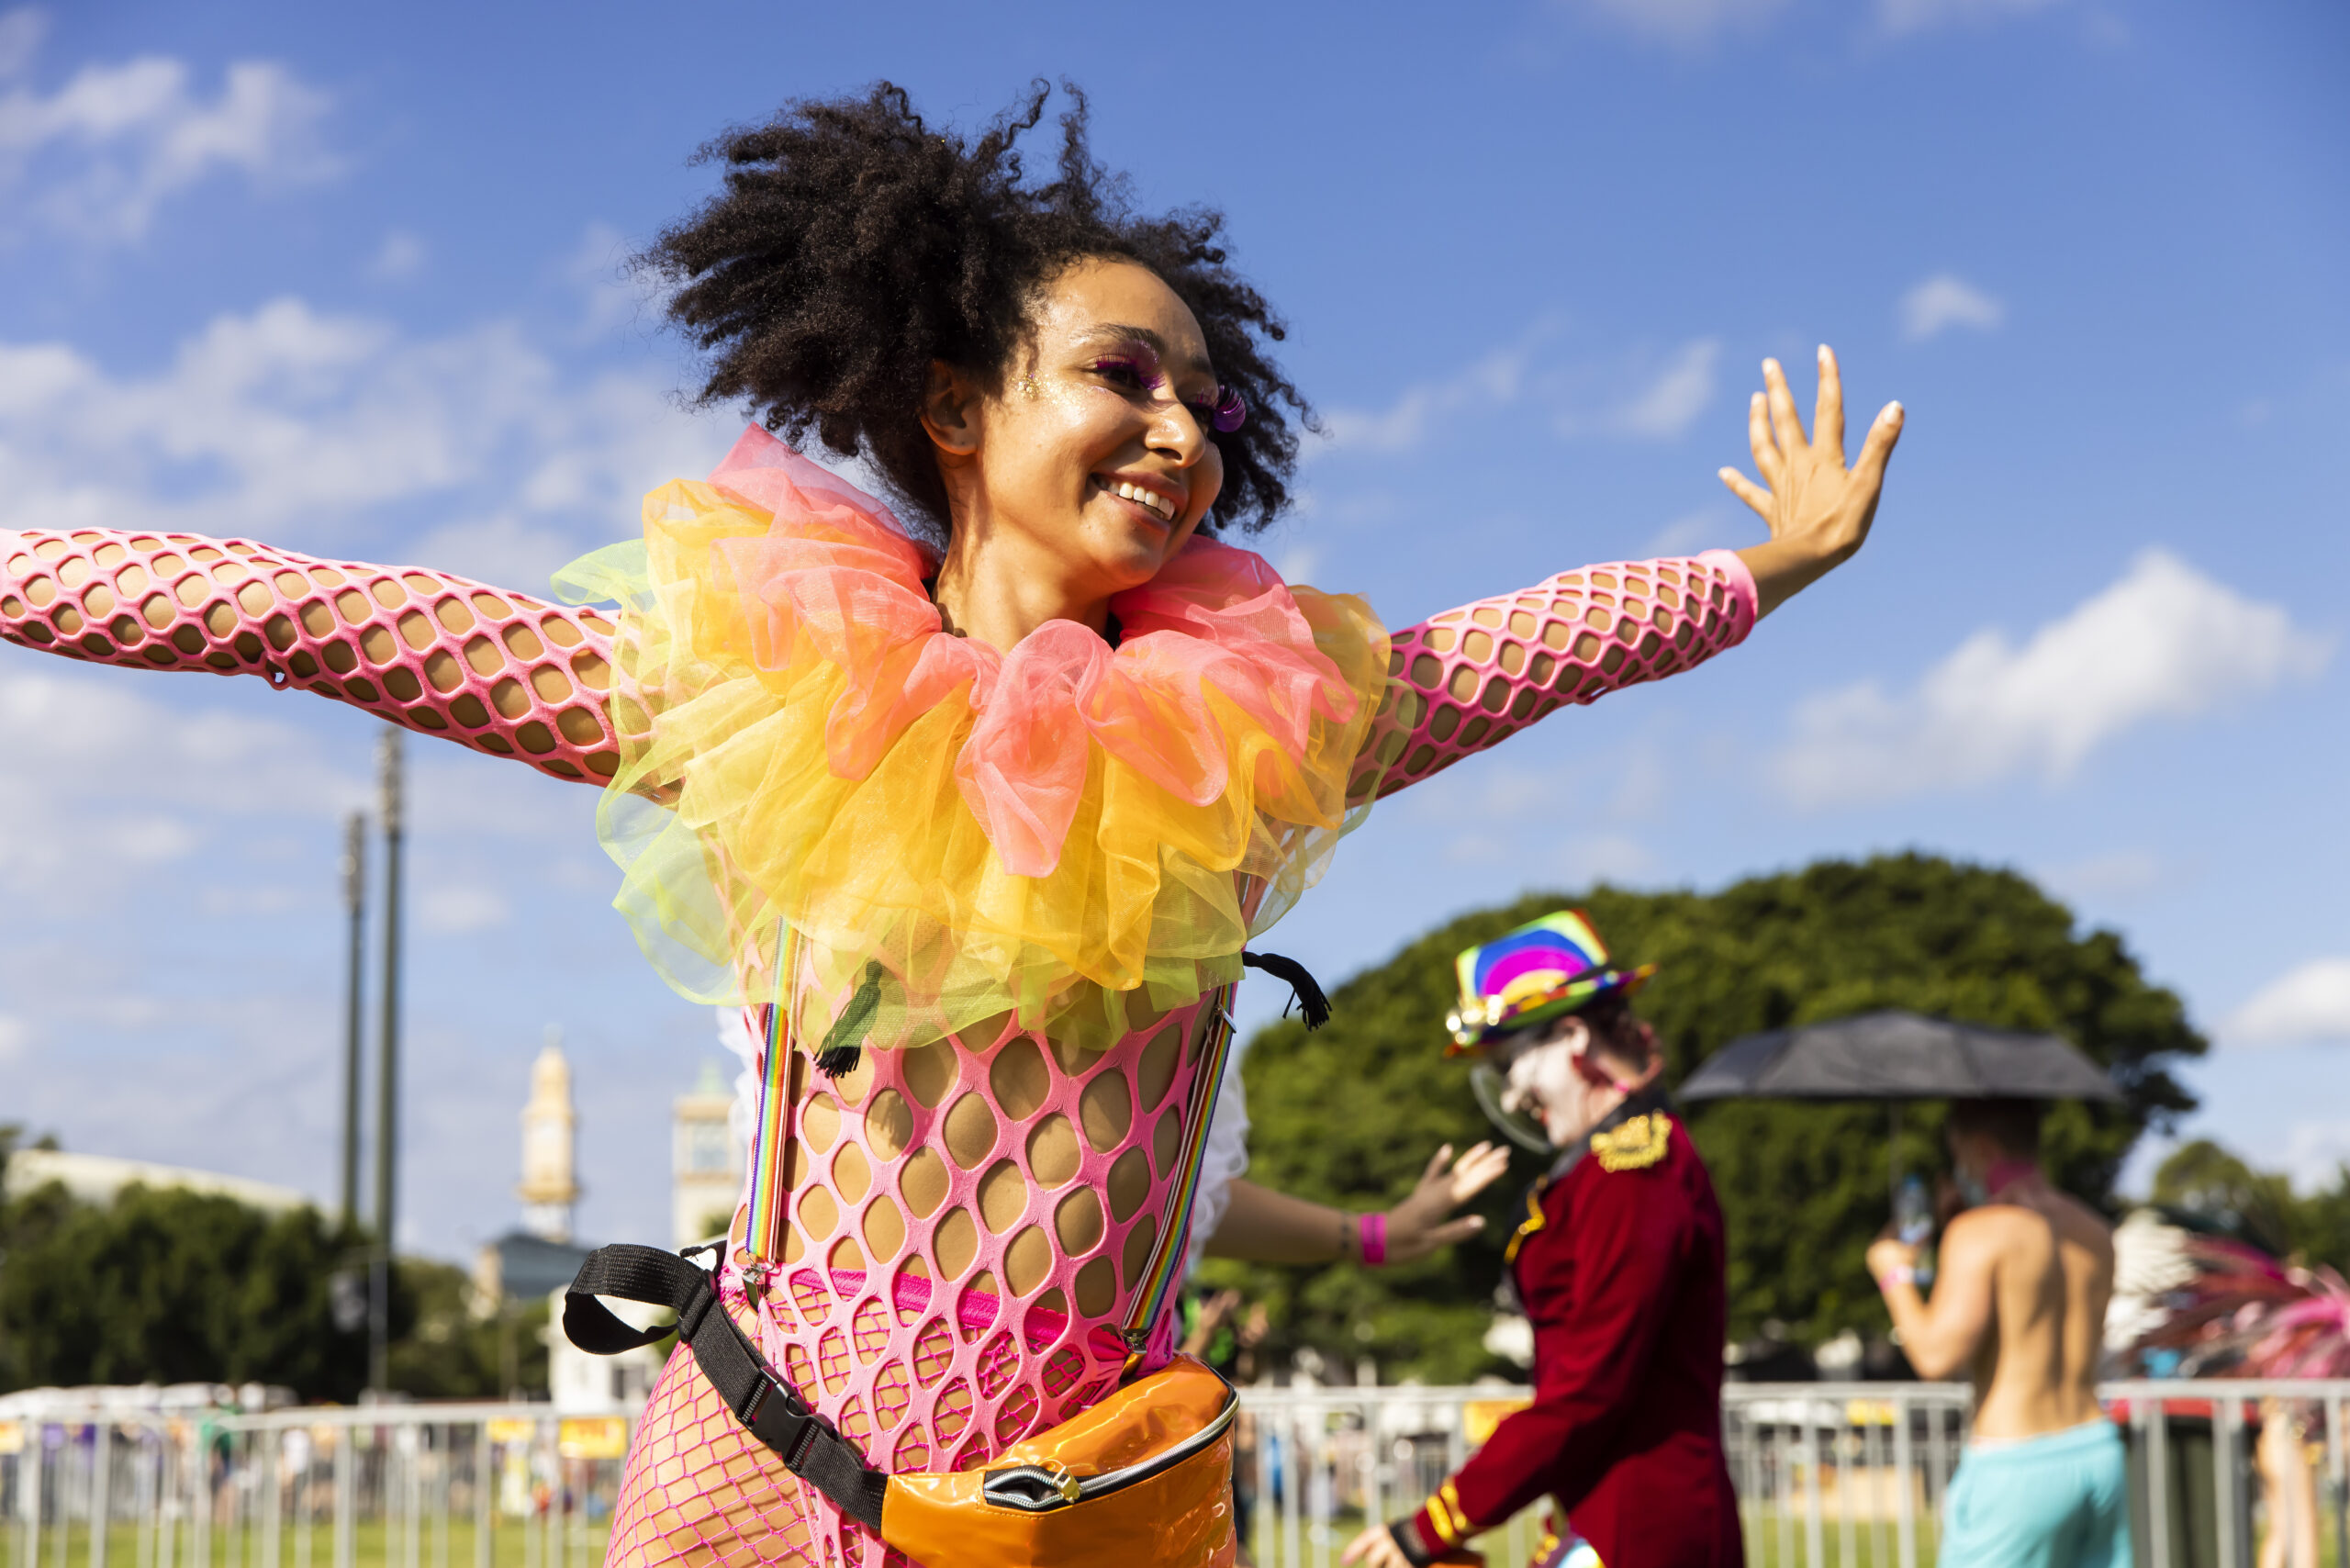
1092 470 1186 527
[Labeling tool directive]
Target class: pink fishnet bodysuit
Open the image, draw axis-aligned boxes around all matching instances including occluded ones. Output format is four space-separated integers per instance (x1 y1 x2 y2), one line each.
0 529 621 778
0 531 1756 1567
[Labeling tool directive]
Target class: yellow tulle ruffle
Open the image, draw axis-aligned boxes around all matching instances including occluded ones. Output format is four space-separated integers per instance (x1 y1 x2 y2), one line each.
556 428 1389 1053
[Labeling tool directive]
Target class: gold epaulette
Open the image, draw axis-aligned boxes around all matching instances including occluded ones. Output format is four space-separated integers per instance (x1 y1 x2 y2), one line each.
1590 1112 1672 1172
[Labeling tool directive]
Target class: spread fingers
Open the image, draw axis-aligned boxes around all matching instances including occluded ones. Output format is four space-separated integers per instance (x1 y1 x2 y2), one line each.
1719 466 1773 519
1748 391 1781 484
1815 345 1845 459
1763 357 1809 455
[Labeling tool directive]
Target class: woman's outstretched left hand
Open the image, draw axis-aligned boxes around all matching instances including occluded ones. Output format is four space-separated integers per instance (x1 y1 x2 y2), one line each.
1723 345 1904 617
1379 1140 1513 1265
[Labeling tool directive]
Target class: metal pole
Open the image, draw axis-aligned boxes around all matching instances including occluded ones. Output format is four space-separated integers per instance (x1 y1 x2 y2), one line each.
471 1424 489 1568
340 815 366 1232
2329 1394 2347 1568
372 732 405 1394
330 1429 352 1568
93 1424 113 1568
1894 1402 1917 1568
22 1418 41 1568
2213 1394 2240 1568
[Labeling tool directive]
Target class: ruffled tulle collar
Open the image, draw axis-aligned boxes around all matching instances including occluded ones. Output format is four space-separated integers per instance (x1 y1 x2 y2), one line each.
706 426 1362 878
559 425 1389 1050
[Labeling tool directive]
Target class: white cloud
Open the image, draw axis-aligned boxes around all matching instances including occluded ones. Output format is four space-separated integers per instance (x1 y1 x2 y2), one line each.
0 296 726 554
2227 960 2350 1048
1565 0 1791 47
1317 324 1719 458
1561 832 1653 884
0 10 44 80
1646 506 1727 555
0 1012 28 1061
2038 847 2165 904
1775 550 2331 807
1318 341 1533 456
0 30 338 242
420 884 511 935
1270 543 1323 587
1880 0 2065 35
369 229 426 281
1606 339 1719 439
1900 274 2005 342
0 664 363 907
566 221 656 340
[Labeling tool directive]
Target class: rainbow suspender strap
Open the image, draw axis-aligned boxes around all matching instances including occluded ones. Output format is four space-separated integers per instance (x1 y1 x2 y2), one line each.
1116 991 1238 1362
743 984 796 1265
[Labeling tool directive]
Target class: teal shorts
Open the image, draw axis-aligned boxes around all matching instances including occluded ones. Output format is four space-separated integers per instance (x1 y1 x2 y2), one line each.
1941 1419 2131 1568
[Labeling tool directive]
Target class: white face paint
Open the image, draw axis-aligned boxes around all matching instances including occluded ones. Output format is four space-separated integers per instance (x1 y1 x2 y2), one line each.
1494 1043 1588 1142
1495 1018 1617 1148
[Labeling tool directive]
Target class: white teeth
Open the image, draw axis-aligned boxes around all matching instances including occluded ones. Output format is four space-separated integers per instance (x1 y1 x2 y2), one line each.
1106 479 1174 521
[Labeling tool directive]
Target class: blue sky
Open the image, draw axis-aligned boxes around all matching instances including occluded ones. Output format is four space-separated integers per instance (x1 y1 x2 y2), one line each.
2 0 2344 1260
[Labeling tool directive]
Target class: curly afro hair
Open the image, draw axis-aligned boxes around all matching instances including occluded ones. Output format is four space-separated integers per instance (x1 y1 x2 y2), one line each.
640 81 1311 544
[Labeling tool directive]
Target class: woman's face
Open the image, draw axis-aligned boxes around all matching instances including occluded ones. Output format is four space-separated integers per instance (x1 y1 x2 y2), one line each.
932 257 1227 598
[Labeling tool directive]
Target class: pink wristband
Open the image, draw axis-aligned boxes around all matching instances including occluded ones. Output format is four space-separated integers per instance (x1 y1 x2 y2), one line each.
1876 1265 1916 1291
1359 1212 1388 1267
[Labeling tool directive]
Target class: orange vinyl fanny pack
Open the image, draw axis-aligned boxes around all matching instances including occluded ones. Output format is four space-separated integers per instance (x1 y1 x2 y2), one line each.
563 991 1248 1566
880 1351 1237 1566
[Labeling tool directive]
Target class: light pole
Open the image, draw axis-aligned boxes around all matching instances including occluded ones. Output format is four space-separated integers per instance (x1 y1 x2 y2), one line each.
370 731 406 1394
340 812 366 1232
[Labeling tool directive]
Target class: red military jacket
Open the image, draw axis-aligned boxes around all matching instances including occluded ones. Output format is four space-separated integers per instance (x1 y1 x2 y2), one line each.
1403 1092 1741 1567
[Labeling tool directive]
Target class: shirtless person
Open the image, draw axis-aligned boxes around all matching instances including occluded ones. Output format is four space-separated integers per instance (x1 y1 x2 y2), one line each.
1867 1097 2126 1568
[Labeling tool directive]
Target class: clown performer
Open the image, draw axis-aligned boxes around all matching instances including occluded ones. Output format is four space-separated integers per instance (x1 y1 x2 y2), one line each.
1345 913 1740 1568
0 87 1898 1568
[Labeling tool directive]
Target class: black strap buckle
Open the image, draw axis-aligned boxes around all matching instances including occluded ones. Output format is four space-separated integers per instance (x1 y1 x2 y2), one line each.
741 1368 816 1465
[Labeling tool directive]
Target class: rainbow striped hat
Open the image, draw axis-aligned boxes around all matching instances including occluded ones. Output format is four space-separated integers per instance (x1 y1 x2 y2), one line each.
1445 910 1654 1052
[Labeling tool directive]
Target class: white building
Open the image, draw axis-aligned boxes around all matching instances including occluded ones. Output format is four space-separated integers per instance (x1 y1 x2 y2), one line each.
2 1149 308 1215
517 1028 580 1243
544 1286 664 1414
672 1058 742 1248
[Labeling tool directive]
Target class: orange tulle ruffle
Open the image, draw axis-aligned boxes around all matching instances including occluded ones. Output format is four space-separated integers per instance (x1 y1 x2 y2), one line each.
556 427 1389 1051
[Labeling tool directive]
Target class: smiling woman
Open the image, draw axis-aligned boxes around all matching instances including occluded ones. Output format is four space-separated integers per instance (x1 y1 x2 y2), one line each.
0 78 1899 1568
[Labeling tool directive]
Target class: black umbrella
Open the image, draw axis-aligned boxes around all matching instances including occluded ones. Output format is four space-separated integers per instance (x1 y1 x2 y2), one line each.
1679 1009 2123 1103
1680 1010 2122 1215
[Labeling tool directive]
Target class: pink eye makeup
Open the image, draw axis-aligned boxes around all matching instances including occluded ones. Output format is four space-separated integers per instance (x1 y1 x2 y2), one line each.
1090 352 1167 391
1087 347 1248 433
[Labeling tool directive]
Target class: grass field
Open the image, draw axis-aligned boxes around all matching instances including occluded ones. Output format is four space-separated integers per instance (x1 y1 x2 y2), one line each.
13 1508 2346 1567
0 1519 612 1568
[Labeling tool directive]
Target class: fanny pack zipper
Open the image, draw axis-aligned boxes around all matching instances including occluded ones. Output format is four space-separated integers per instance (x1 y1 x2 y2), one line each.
978 1386 1237 1513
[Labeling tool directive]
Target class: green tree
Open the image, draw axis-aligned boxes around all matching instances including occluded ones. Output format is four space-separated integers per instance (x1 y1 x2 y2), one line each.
1218 853 2205 1381
2151 1139 2299 1254
2151 1140 2350 1273
0 1178 537 1400
388 1259 550 1398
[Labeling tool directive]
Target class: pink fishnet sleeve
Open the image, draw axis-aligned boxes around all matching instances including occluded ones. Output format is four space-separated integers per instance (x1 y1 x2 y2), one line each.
0 527 622 785
1351 549 1757 801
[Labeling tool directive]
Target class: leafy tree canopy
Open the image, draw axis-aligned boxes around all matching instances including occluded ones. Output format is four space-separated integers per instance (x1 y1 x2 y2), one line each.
1212 853 2206 1382
0 1176 543 1401
2150 1138 2350 1271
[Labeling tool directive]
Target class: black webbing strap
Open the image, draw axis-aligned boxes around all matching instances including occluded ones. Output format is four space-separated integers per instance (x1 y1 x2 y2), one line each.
563 1244 888 1532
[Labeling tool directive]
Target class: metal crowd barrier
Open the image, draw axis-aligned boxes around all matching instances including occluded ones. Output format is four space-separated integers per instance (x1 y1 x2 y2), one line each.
3 1402 636 1568
8 1381 2350 1568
